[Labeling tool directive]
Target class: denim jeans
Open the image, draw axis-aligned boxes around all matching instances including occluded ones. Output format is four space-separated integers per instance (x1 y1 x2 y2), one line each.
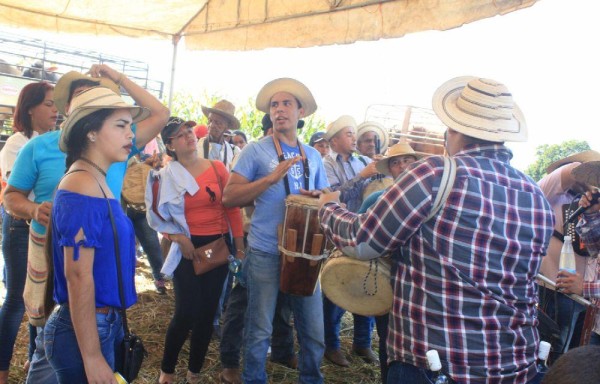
0 212 31 370
322 295 374 350
127 207 164 280
590 332 600 345
242 247 324 384
44 306 124 383
220 281 295 369
538 285 587 357
26 327 58 384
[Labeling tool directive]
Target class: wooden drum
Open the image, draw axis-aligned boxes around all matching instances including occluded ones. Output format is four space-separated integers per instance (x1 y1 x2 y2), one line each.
278 195 328 296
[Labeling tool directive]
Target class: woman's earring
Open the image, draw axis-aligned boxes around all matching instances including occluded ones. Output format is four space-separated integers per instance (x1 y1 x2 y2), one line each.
88 135 96 143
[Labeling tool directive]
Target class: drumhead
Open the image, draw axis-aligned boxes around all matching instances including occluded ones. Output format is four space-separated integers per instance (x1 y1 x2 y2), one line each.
122 163 152 205
286 194 320 209
321 253 393 316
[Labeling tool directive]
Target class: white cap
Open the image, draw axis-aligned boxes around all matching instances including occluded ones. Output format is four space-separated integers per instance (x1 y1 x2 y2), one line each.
538 341 551 360
426 350 442 372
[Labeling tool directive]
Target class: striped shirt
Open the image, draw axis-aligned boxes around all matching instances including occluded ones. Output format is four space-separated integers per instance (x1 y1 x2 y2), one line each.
319 144 554 384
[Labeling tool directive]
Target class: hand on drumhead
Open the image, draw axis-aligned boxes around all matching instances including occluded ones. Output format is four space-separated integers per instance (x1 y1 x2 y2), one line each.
556 270 583 295
319 191 341 208
300 188 322 197
358 161 379 179
266 156 302 185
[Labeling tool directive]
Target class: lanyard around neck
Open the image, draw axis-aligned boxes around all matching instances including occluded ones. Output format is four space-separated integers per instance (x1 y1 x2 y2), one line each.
273 137 310 195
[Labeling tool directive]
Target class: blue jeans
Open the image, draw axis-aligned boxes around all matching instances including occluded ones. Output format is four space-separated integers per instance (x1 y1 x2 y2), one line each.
26 327 58 384
538 286 587 356
0 212 31 370
44 306 124 383
242 247 324 384
323 295 374 350
127 207 163 280
590 332 600 345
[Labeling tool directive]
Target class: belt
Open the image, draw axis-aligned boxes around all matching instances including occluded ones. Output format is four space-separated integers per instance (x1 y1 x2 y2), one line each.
61 304 112 314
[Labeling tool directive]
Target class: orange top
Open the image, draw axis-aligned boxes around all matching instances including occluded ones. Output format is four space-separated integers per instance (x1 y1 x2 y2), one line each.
184 161 243 237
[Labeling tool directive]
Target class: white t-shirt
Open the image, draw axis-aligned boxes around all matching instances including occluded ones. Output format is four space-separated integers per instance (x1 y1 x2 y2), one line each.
0 131 38 181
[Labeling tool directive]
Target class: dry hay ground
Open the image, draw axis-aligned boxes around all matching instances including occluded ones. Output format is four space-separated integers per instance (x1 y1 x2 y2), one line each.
6 258 381 383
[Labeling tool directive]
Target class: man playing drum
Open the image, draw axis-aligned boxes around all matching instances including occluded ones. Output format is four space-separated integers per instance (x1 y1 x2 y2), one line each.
319 76 555 383
223 78 328 384
321 115 378 367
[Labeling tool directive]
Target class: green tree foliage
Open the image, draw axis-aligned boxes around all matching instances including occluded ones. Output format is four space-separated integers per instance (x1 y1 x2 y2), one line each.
165 92 326 143
525 140 591 181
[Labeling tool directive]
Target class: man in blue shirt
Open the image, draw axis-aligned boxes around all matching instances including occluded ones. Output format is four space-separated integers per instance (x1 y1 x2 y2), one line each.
223 78 328 384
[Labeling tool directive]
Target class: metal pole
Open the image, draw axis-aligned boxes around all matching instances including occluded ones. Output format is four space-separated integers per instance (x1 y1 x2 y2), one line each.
168 34 181 111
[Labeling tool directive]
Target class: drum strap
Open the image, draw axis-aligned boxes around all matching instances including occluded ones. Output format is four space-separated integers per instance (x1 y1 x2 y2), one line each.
424 156 457 222
273 138 310 195
203 137 229 166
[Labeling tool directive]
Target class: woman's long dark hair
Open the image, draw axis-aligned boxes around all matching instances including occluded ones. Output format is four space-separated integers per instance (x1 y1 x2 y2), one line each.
43 108 117 319
13 82 54 138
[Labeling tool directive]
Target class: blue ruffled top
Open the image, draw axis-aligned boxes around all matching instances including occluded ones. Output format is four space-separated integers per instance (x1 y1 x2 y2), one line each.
51 190 137 309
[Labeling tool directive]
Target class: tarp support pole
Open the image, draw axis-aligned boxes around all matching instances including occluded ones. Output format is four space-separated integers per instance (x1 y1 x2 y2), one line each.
168 34 181 110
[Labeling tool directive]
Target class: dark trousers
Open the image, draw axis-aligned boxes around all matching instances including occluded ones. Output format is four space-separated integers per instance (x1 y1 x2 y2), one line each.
126 207 164 280
375 314 389 384
220 282 294 368
160 234 229 374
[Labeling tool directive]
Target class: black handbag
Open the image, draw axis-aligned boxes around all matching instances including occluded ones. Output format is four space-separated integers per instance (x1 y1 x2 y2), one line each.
102 182 148 382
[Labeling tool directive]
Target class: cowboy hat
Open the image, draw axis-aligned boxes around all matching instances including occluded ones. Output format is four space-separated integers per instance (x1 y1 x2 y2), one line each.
356 121 389 153
256 78 317 117
375 142 429 176
54 71 121 116
571 161 600 187
59 87 150 152
201 99 240 130
432 76 527 143
547 150 600 174
325 115 356 140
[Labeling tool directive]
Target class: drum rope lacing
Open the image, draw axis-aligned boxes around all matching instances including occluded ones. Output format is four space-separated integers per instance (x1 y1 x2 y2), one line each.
279 200 328 261
362 260 379 296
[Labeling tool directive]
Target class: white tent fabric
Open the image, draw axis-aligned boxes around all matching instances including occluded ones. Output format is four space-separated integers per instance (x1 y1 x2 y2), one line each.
0 0 538 50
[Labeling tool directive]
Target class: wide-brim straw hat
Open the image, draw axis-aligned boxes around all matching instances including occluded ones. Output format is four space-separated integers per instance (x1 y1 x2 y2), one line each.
201 99 240 130
256 78 317 117
572 161 600 187
55 71 121 116
375 142 429 176
432 76 527 143
59 87 150 152
325 115 357 140
356 121 389 153
547 150 600 174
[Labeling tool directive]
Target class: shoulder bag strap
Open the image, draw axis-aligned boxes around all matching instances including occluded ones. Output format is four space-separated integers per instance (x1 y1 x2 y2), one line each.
424 157 457 222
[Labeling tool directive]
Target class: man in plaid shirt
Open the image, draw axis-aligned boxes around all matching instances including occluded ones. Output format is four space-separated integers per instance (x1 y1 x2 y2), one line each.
319 77 555 384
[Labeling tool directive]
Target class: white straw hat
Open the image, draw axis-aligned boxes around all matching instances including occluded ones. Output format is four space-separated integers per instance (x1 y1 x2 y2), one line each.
356 121 389 153
256 78 317 117
325 115 357 140
375 142 429 176
59 87 149 152
432 76 527 143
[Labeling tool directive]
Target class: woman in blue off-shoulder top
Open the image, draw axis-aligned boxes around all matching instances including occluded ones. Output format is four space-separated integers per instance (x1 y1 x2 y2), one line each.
43 87 150 384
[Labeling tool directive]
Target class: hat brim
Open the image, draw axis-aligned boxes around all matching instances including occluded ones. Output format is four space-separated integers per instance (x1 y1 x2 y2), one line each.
357 123 389 153
59 105 150 152
55 71 121 116
547 150 600 174
375 152 428 176
256 78 317 117
432 76 527 143
572 161 600 187
201 106 240 130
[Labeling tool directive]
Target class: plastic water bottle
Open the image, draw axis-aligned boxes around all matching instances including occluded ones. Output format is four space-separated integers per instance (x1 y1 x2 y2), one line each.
558 235 576 274
227 254 242 278
537 341 551 375
426 350 449 384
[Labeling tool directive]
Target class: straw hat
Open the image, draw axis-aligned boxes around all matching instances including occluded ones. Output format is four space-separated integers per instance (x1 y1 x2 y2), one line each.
256 78 317 117
375 142 428 176
432 76 527 143
572 161 600 187
356 121 389 153
547 150 600 174
325 115 356 140
55 71 121 116
59 87 150 152
201 99 240 130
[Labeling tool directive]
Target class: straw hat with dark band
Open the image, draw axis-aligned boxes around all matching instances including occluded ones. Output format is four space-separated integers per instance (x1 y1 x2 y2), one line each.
256 78 317 117
54 71 121 116
375 142 429 176
201 99 240 130
546 150 600 174
432 76 527 143
59 87 149 152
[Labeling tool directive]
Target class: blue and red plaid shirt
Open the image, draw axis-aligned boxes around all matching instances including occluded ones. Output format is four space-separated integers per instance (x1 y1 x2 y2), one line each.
320 144 554 384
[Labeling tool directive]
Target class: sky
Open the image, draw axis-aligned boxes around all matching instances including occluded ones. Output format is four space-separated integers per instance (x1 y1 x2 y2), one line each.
3 0 598 171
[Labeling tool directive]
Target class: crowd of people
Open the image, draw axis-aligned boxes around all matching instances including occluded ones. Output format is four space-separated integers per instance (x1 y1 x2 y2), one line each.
0 65 599 384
